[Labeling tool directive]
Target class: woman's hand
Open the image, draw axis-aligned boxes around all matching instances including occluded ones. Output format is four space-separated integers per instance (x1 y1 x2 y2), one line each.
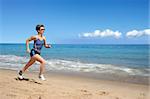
26 36 36 54
46 44 51 48
26 48 30 53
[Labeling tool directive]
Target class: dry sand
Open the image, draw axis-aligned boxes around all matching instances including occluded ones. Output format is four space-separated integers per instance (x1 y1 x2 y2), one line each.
0 69 149 99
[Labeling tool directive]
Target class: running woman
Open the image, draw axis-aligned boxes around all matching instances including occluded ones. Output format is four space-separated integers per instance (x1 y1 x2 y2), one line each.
18 24 51 80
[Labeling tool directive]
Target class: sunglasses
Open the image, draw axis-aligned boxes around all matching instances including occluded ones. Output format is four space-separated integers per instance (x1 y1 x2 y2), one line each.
40 29 45 31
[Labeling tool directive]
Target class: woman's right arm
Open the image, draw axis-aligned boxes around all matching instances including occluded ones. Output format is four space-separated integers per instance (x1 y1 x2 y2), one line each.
26 36 37 53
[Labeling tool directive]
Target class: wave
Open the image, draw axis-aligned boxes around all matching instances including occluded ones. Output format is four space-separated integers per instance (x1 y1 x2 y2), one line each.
0 55 149 76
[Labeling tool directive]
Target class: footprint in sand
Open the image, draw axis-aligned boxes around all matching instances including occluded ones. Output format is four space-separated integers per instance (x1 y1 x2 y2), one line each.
80 89 92 95
97 91 109 96
80 89 88 92
140 92 145 96
28 95 42 99
137 92 146 99
6 93 17 98
115 97 120 99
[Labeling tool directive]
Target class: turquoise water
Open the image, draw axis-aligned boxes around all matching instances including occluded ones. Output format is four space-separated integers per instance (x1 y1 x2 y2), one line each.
0 44 149 78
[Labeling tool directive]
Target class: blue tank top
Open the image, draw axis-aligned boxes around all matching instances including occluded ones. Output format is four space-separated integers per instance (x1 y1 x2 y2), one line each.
33 37 44 53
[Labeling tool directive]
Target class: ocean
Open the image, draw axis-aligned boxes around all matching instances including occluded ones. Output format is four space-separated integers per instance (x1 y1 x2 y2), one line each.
0 44 149 84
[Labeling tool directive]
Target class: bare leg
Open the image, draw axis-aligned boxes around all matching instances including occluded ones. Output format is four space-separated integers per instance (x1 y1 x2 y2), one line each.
22 57 36 73
32 54 46 75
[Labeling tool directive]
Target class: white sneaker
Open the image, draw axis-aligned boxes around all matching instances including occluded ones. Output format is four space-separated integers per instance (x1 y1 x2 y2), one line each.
39 74 46 81
18 75 23 79
18 70 24 80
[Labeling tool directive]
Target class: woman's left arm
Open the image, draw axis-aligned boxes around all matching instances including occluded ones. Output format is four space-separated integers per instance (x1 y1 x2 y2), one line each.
43 36 51 48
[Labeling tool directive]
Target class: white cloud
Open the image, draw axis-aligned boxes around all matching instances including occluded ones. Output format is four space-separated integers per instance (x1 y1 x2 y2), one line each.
126 29 150 38
79 29 122 39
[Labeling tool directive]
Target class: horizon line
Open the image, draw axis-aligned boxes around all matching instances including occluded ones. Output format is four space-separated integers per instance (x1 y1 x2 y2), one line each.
0 43 149 45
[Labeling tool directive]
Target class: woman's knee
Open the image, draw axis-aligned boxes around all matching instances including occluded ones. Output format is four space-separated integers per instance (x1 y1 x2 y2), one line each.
41 60 46 65
33 54 46 65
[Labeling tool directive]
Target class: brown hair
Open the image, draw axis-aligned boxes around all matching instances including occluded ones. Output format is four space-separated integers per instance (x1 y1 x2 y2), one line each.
36 24 44 32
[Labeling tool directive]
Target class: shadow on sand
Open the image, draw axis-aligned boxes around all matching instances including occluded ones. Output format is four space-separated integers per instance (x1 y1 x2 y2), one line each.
15 77 42 85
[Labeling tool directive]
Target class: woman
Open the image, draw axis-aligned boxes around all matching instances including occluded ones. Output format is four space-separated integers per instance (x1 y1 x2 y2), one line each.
18 24 51 80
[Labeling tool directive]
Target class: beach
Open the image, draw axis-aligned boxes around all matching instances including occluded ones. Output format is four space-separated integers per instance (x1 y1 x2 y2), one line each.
1 0 149 98
0 44 149 99
0 69 149 99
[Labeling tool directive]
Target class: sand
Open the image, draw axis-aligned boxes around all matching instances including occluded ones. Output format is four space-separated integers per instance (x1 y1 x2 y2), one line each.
0 69 149 99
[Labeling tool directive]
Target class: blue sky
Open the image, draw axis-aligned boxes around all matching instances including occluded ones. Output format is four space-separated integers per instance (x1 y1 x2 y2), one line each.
0 0 149 44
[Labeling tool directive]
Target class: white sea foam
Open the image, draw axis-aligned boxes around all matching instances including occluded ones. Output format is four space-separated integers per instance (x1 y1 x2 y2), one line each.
0 55 149 76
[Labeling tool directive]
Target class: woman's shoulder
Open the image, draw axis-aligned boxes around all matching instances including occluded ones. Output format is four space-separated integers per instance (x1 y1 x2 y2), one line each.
30 35 38 40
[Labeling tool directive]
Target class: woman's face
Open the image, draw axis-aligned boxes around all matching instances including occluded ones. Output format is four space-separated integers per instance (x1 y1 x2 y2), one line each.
38 27 45 34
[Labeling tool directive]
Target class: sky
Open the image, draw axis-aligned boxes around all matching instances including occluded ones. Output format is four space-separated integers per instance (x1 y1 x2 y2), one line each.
0 0 149 44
